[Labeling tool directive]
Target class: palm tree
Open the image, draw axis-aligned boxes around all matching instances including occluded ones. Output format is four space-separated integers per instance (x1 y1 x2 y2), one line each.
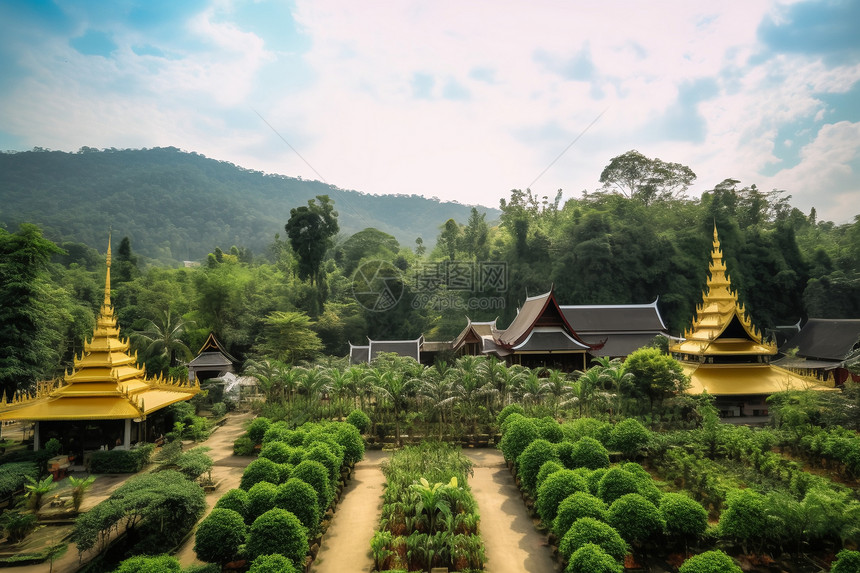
133 309 193 369
419 365 453 440
591 356 633 419
366 366 413 446
540 369 574 417
515 368 548 414
442 367 492 438
297 366 329 418
244 358 287 402
325 367 351 419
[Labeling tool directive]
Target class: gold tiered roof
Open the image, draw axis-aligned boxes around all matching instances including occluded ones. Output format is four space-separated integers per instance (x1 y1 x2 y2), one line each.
671 226 776 357
0 237 199 421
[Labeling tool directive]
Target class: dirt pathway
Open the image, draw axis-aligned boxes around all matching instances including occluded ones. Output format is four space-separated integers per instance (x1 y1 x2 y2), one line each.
464 449 560 573
309 449 389 573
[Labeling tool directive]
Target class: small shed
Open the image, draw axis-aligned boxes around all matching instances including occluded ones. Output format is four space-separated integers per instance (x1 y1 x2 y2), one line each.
188 333 237 383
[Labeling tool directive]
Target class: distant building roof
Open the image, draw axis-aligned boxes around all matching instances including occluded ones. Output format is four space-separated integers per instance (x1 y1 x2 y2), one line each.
560 300 667 333
779 318 860 362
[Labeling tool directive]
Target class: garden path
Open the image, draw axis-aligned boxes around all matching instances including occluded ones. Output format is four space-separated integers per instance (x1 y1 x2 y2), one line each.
463 449 561 573
310 449 389 573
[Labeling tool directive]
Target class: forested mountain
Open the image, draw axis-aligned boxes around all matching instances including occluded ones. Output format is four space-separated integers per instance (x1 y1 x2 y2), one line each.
0 147 500 264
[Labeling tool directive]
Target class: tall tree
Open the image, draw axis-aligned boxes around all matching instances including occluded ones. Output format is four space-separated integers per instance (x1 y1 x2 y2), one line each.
599 150 696 205
285 195 339 286
0 224 64 400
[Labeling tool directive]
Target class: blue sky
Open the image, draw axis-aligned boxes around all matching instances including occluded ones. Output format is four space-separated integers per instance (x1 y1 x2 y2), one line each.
1 0 858 223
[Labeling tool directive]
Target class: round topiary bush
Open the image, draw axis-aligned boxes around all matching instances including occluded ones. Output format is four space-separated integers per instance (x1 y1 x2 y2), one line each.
274 478 320 534
497 403 525 428
262 422 295 445
248 554 301 573
621 462 662 504
335 422 365 465
597 467 640 505
500 416 539 464
114 554 182 573
247 417 272 445
565 543 623 573
534 416 564 443
659 492 708 547
247 508 309 566
536 469 589 525
607 493 664 545
832 549 860 573
345 409 371 434
609 418 650 458
291 459 333 515
241 457 283 490
214 488 250 521
246 481 279 524
259 441 296 465
587 468 607 496
517 439 560 494
193 508 247 565
559 517 628 563
554 491 608 537
303 443 341 489
562 418 612 445
555 441 575 469
570 437 610 470
678 550 742 573
536 460 565 492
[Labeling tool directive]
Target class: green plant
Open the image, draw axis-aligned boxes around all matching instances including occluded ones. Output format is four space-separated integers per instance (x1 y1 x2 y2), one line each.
247 416 272 445
832 549 860 573
233 435 255 456
113 554 182 572
246 481 279 524
559 517 628 563
659 492 708 551
719 489 767 554
411 477 456 534
211 402 227 418
536 460 565 491
499 416 538 464
607 493 664 545
291 459 332 516
565 543 623 573
609 418 650 458
554 492 608 537
23 474 55 511
678 550 742 573
89 442 155 473
247 509 309 567
44 438 62 456
214 488 249 521
248 554 300 573
335 422 365 465
274 478 320 534
569 437 611 470
0 510 39 543
176 446 213 481
497 404 525 427
517 439 559 494
0 462 38 500
68 475 96 512
536 469 589 525
597 467 640 505
346 409 372 434
194 508 247 565
260 441 296 464
240 457 283 490
534 416 564 443
370 530 395 571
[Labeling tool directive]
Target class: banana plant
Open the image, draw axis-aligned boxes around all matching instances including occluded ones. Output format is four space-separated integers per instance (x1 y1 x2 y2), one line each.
411 477 455 534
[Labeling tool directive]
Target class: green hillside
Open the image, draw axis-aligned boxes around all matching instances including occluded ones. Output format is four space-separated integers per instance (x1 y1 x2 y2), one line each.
0 147 500 263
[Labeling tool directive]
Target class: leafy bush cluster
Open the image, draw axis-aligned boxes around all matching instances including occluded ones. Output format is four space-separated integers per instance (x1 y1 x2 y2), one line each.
371 442 486 571
89 443 155 473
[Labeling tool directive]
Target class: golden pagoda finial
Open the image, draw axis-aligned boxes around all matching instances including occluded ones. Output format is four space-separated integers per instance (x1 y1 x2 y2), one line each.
104 232 112 307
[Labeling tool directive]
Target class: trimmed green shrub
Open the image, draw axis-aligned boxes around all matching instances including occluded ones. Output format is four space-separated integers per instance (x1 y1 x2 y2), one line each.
554 492 608 537
659 493 707 546
213 488 249 521
246 481 279 524
335 422 365 465
555 441 576 469
0 462 38 500
570 437 610 470
260 441 296 464
176 446 213 481
262 422 295 445
247 417 272 445
536 469 589 525
246 508 309 566
194 508 247 565
240 457 282 490
609 419 650 458
565 543 623 573
536 460 565 492
562 418 612 445
719 489 766 552
275 478 320 533
291 459 333 515
587 468 607 496
559 517 628 563
248 554 300 573
497 403 525 427
233 435 255 456
678 550 742 573
534 416 564 443
499 416 538 464
621 462 662 504
517 439 559 494
304 443 341 488
597 467 640 505
345 409 371 434
89 443 155 473
832 549 860 573
113 554 181 572
607 493 664 544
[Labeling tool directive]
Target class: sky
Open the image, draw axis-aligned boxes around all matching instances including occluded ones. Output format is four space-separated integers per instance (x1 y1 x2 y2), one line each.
1 0 858 223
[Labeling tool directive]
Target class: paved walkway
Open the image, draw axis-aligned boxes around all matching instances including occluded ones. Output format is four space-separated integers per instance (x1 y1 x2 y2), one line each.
464 449 560 573
310 450 389 573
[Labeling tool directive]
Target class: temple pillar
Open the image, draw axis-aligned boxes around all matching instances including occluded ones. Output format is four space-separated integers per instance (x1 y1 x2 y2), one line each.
123 419 131 448
33 421 40 451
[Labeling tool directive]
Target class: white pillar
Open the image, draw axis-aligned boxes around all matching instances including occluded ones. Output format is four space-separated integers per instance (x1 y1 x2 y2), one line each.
33 421 40 451
123 419 131 448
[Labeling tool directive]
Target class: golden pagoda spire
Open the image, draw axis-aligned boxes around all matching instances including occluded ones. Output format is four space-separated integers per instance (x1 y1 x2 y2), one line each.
104 231 112 307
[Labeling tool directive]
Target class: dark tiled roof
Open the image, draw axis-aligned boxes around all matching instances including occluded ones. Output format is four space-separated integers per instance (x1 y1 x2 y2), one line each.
349 344 369 365
579 333 663 357
780 318 860 361
560 300 667 333
188 352 234 368
497 291 592 349
370 339 421 361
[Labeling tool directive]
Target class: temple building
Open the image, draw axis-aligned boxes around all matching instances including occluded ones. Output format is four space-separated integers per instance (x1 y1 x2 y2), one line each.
188 332 238 383
774 318 860 385
0 238 199 456
671 227 834 416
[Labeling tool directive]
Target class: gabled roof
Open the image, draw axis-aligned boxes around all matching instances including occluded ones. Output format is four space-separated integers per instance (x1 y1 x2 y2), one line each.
779 318 860 362
560 299 667 333
348 343 370 365
670 226 776 357
496 289 598 350
191 332 237 364
370 336 423 362
451 318 497 352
